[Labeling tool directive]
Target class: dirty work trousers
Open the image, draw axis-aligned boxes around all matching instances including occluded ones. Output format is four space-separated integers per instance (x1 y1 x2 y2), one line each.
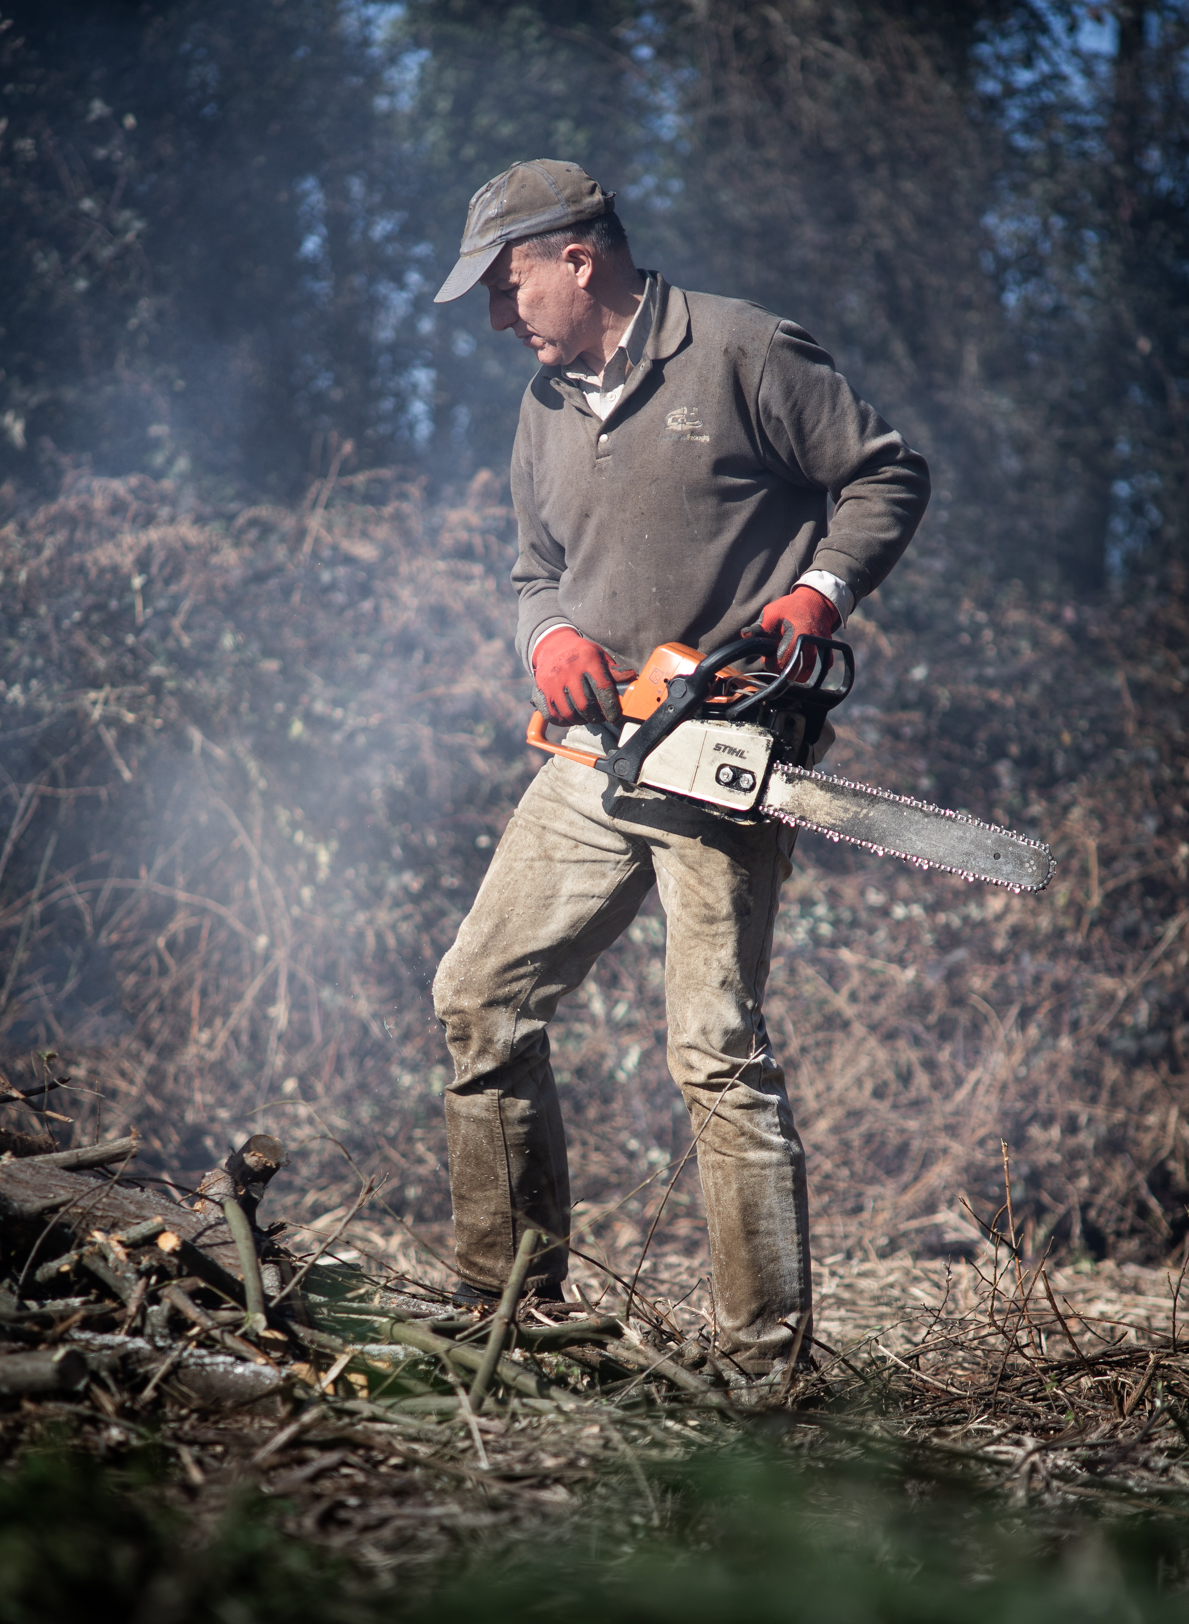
432 735 811 1370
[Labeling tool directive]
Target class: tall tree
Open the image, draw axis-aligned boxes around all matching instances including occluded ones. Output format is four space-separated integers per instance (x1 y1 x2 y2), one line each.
1 0 421 487
636 1 1061 595
385 0 650 476
1099 1 1188 586
0 3 152 480
1 0 1182 591
968 1 1189 590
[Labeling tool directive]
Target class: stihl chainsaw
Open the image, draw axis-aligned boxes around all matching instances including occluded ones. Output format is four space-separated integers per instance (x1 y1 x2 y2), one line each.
527 634 1055 894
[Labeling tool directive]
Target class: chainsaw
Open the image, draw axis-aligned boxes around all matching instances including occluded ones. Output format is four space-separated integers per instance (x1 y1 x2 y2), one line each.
527 633 1055 894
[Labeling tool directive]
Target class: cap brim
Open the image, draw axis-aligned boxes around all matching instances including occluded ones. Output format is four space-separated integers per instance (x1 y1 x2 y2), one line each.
433 242 504 304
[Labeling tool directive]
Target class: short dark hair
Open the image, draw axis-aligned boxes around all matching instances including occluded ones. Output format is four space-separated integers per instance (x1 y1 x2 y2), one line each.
517 209 632 264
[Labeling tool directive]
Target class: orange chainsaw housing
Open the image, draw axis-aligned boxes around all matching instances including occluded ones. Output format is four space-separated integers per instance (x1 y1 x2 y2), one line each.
619 643 701 720
619 642 756 720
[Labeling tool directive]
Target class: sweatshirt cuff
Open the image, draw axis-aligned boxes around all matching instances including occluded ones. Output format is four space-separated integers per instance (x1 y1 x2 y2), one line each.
796 568 855 627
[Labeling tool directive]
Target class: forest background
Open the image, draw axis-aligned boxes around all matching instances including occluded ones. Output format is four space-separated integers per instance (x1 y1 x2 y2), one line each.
0 0 1186 1278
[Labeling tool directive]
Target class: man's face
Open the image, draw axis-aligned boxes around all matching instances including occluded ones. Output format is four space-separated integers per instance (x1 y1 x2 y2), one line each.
480 242 596 368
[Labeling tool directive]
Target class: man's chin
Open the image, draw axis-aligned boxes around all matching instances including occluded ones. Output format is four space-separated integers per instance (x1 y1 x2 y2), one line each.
525 339 567 366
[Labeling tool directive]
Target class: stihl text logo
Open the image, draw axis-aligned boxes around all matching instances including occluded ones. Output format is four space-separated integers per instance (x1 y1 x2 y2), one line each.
713 742 747 759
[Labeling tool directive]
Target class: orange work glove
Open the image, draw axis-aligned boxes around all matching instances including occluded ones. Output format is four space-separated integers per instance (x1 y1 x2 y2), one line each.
531 628 636 727
743 584 840 678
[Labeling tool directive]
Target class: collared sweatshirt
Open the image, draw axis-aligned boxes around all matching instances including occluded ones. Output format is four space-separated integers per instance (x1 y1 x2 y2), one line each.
511 275 930 676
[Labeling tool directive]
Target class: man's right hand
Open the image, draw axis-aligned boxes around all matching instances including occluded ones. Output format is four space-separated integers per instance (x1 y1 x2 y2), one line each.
531 628 633 727
741 584 840 680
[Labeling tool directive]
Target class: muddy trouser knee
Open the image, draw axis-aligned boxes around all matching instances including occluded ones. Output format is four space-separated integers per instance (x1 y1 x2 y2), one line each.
432 743 811 1364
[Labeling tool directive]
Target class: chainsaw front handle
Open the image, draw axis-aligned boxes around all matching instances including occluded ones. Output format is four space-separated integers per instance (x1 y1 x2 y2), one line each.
525 710 605 766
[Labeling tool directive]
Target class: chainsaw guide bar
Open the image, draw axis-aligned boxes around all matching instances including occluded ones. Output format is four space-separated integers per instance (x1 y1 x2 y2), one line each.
761 763 1056 895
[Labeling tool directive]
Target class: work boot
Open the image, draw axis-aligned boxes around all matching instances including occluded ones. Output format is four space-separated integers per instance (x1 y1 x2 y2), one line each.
449 1279 565 1310
449 1280 500 1309
725 1352 815 1390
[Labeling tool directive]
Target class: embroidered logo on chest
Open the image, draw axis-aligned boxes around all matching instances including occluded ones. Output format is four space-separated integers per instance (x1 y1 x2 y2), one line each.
664 406 709 443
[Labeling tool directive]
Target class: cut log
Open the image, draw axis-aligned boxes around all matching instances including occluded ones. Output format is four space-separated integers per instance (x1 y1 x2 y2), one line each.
170 1359 283 1408
196 1135 288 1225
0 1347 88 1395
27 1136 139 1171
0 1159 250 1301
292 1319 587 1408
34 1218 168 1285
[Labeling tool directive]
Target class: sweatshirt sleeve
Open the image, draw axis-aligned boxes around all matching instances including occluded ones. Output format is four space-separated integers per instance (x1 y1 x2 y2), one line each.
755 321 930 602
509 391 572 673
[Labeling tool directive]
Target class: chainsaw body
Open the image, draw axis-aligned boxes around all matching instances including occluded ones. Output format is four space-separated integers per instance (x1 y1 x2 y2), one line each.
528 632 850 812
525 633 1056 894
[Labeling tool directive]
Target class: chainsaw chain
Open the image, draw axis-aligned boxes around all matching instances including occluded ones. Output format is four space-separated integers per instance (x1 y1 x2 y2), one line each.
764 761 1056 895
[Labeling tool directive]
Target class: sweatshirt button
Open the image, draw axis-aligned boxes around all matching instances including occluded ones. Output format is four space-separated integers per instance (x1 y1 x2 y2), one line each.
598 433 608 442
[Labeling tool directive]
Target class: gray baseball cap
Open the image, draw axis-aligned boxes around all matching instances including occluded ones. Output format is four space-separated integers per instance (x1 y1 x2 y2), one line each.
434 159 616 304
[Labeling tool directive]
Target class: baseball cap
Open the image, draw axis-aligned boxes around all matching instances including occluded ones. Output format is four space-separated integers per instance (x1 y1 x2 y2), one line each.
433 160 616 303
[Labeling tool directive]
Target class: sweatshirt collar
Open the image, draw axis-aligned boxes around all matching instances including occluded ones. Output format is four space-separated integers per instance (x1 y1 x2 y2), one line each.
562 274 657 389
643 274 690 363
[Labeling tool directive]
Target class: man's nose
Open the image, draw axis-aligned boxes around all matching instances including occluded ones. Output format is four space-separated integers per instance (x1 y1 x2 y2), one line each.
488 291 515 331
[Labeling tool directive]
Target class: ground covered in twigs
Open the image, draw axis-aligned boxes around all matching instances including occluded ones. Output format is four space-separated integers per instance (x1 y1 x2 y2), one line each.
4 1092 1189 1619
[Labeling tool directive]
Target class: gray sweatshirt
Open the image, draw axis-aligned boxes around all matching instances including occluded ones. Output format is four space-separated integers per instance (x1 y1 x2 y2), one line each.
511 275 930 674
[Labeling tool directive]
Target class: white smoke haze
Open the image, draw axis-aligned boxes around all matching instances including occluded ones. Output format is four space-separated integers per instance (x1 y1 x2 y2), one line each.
1 462 1186 1276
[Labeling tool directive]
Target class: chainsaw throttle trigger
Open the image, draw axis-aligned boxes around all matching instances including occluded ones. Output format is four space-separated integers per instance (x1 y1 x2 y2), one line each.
723 634 855 748
594 635 780 787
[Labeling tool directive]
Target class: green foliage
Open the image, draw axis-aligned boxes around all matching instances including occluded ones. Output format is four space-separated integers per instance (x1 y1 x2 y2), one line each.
2 1433 1188 1622
0 1445 361 1624
0 1447 166 1624
415 1440 1189 1624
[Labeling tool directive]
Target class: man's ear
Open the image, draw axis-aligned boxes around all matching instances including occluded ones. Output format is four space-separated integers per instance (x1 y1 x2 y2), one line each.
560 243 596 289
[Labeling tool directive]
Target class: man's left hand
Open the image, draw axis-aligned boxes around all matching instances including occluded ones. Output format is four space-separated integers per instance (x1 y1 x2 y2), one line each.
743 584 840 677
532 627 635 726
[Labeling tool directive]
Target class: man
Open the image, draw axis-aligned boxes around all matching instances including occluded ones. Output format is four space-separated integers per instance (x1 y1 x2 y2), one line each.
431 160 928 1374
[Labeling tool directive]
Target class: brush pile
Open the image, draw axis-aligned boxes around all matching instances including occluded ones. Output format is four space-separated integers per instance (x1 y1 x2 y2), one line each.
2 1063 1189 1584
0 1075 785 1569
0 460 1186 1277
